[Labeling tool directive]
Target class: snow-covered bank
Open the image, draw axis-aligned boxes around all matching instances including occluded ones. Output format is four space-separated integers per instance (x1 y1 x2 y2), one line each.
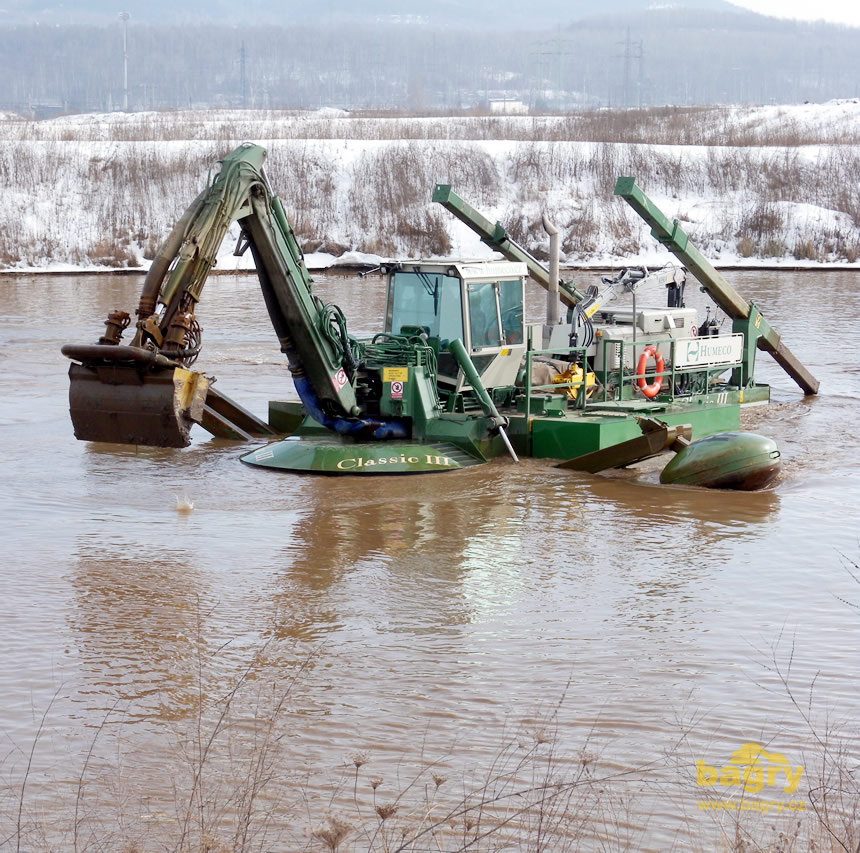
0 104 858 272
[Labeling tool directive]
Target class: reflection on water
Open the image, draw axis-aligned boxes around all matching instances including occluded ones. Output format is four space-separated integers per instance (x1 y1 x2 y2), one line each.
2 270 860 848
69 546 204 721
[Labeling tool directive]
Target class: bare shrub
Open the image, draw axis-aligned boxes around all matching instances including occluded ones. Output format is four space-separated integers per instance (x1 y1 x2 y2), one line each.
737 236 756 257
2 104 859 147
587 142 624 198
562 201 600 258
605 202 639 256
499 210 552 260
395 209 452 257
834 188 860 228
736 200 785 244
762 238 786 258
0 107 855 267
265 142 339 240
792 239 818 261
0 244 22 267
86 237 139 267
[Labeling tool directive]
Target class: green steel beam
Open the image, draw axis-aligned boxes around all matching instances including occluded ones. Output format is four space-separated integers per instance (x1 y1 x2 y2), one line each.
432 184 584 306
614 177 819 395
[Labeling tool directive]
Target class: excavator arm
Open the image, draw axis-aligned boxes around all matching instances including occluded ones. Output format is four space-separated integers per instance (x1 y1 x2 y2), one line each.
62 142 405 447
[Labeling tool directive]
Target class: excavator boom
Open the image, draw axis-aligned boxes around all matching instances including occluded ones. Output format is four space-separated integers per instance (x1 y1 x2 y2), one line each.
63 143 375 447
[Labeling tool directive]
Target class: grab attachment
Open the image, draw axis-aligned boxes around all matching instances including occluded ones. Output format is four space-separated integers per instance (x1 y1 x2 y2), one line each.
62 344 209 447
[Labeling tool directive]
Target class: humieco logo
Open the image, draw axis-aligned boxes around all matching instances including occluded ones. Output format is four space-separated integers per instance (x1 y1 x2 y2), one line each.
697 743 804 794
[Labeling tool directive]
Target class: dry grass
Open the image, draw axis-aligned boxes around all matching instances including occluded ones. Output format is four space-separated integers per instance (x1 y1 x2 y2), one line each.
0 654 637 852
2 105 859 147
4 696 859 853
0 107 857 267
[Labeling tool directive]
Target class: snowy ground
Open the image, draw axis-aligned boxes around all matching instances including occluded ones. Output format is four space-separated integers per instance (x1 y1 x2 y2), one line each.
0 102 857 272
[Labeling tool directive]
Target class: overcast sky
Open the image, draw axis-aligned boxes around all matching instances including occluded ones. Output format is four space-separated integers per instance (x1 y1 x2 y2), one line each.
731 0 860 27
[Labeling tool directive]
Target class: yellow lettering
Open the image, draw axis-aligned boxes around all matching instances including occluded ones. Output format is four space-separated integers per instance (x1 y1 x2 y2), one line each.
389 456 398 464
364 459 375 466
408 456 418 463
377 458 386 465
336 458 357 470
719 766 741 786
697 761 718 786
784 767 804 794
743 765 764 794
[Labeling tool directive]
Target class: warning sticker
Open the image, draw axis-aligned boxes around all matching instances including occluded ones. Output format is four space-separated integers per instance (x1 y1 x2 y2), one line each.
390 381 404 399
383 367 409 383
333 368 348 390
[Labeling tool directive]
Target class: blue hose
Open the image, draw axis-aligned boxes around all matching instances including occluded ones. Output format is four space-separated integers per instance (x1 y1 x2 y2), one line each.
292 374 408 440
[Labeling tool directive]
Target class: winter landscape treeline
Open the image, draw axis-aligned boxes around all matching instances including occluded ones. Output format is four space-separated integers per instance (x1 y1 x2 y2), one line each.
1 11 858 116
0 103 858 269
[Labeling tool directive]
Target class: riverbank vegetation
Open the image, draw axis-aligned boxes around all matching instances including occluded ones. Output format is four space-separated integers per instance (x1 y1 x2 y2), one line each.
0 102 857 269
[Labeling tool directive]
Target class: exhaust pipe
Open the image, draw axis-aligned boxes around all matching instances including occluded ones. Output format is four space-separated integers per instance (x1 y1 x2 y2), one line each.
541 214 560 327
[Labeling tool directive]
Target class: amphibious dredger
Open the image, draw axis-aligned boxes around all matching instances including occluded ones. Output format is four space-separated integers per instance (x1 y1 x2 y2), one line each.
62 143 819 488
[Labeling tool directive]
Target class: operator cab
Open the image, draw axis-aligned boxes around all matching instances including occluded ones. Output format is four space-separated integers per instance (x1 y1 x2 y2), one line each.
383 261 528 391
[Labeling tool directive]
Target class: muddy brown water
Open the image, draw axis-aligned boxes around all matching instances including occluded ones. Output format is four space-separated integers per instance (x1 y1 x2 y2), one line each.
1 269 859 850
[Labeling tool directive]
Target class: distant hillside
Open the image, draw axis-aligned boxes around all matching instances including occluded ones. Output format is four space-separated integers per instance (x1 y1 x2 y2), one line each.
3 0 746 29
0 7 855 113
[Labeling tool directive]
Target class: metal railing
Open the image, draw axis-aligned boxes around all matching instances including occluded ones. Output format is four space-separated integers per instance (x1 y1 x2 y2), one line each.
596 332 744 404
521 328 745 420
522 330 590 422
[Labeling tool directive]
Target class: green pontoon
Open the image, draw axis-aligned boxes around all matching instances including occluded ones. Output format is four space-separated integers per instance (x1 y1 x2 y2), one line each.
62 143 816 489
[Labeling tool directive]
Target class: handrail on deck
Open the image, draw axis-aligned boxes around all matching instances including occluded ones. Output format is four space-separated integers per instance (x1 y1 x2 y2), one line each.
522 328 746 418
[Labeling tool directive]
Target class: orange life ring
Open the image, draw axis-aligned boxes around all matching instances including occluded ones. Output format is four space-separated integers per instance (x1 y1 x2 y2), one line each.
636 345 665 399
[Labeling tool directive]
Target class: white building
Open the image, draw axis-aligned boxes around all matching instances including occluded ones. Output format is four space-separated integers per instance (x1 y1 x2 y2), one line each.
488 99 528 115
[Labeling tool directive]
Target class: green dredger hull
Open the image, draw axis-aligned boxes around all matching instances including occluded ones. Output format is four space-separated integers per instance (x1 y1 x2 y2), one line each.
241 386 774 484
241 438 483 474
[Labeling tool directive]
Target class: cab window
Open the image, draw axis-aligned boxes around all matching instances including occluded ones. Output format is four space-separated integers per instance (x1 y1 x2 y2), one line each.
468 283 502 348
389 271 463 348
498 279 524 344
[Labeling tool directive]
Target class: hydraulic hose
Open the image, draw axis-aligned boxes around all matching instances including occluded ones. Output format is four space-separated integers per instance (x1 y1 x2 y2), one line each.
137 190 207 319
252 242 407 441
291 372 408 440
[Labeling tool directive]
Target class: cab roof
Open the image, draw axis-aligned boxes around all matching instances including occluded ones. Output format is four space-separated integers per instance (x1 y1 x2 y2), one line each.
392 260 528 281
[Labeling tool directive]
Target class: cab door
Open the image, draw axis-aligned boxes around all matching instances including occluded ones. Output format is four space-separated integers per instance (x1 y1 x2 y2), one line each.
459 278 525 391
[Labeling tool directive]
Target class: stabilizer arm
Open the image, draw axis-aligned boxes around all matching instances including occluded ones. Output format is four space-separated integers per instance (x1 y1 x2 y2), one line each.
615 177 819 395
